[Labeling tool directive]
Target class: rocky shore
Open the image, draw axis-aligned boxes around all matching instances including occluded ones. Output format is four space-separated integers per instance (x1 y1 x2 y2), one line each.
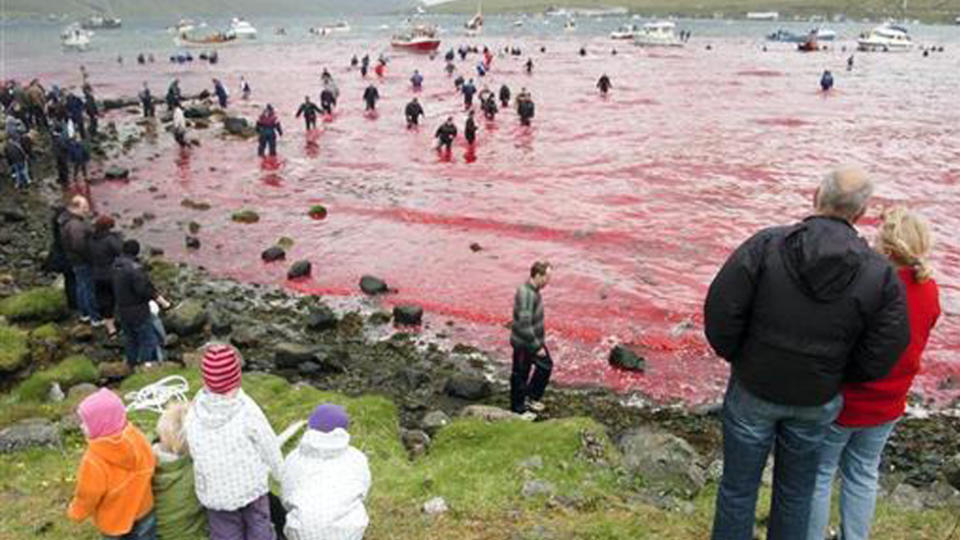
1 93 959 536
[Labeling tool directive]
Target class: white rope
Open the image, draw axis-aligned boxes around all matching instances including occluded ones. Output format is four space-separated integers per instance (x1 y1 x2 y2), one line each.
124 375 190 414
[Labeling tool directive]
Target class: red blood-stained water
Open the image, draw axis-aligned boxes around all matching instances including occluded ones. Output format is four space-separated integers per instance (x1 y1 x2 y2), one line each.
45 38 960 406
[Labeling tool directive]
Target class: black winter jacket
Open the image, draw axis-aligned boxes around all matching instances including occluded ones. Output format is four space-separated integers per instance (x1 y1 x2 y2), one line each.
88 231 123 281
704 216 909 406
58 212 91 266
111 255 156 325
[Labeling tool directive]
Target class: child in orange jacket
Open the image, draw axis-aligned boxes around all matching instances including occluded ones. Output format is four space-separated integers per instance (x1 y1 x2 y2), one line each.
68 388 157 539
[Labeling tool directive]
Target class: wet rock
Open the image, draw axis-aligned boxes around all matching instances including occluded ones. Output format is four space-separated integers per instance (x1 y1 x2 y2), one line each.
0 207 27 222
188 221 201 234
261 246 286 262
0 419 60 453
306 306 338 332
522 479 555 498
608 345 646 372
890 482 924 511
923 480 960 509
224 116 256 138
359 275 388 295
184 105 212 119
231 209 260 224
445 375 492 400
163 299 208 337
181 199 212 211
104 166 130 180
421 410 451 435
401 429 431 457
469 242 483 252
287 260 312 280
368 311 392 325
422 496 448 515
67 383 98 401
98 361 132 379
230 327 262 348
394 305 423 326
460 405 518 422
209 311 232 337
944 453 960 491
274 343 319 369
185 235 201 250
617 426 706 499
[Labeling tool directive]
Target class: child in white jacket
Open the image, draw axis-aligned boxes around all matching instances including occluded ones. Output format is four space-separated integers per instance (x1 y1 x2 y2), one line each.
185 344 283 540
282 403 372 540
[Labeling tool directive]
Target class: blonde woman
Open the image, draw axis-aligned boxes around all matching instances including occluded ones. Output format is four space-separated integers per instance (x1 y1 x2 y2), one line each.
808 207 941 540
152 402 208 540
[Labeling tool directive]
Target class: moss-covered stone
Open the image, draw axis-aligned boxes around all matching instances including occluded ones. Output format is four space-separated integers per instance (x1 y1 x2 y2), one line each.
231 209 260 224
0 325 29 372
16 355 98 402
29 324 61 343
308 205 328 219
277 236 295 250
0 288 67 323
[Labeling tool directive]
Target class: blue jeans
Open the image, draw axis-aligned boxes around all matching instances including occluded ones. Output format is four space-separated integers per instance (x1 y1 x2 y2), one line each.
712 378 843 540
10 162 30 188
258 131 277 156
72 265 100 322
120 317 159 366
807 421 897 540
103 511 156 540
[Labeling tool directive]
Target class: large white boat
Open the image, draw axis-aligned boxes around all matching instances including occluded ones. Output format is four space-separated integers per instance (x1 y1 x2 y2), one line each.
465 1 483 36
610 23 640 39
391 24 441 52
857 24 913 52
747 11 780 21
311 21 351 36
634 21 683 47
229 17 257 39
61 24 92 50
767 27 836 42
81 15 121 29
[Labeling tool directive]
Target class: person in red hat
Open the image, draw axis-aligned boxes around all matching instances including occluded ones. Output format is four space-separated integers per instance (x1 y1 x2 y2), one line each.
185 344 283 540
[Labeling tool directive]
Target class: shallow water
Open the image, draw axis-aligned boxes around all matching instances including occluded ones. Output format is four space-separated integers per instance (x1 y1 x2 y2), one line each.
6 17 960 405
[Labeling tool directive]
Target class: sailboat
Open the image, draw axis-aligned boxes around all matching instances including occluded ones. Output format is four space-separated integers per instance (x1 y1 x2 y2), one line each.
465 1 483 36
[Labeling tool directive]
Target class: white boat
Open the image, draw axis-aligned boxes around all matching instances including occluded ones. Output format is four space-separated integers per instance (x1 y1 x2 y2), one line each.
610 23 640 39
61 24 92 50
171 18 197 34
857 24 913 52
767 27 836 42
81 15 121 29
564 18 576 31
311 21 351 36
465 1 482 36
229 17 257 39
747 11 779 21
513 19 524 27
634 21 683 47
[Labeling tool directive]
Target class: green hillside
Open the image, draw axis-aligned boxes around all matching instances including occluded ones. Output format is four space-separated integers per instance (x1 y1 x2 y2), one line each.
2 0 414 19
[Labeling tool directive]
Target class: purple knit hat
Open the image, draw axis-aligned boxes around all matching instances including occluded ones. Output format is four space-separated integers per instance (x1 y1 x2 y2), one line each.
308 403 349 433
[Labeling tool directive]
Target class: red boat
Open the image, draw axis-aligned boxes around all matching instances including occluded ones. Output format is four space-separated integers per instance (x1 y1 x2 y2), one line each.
391 25 441 52
797 33 820 52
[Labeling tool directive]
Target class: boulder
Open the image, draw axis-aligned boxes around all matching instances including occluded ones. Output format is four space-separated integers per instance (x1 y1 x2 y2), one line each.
422 496 448 515
224 116 256 137
0 419 61 453
306 306 338 332
185 235 201 250
0 207 26 222
608 345 646 372
445 374 491 400
421 410 451 435
0 324 29 372
287 260 312 280
231 327 262 348
274 343 319 369
522 479 555 498
460 405 518 422
188 221 201 234
104 166 130 180
944 453 960 491
102 98 138 111
209 311 232 337
890 482 925 511
617 426 706 499
359 275 389 295
47 382 65 402
923 480 960 509
184 105 212 119
98 361 132 379
231 210 260 224
393 305 423 326
67 382 98 401
401 429 431 457
164 299 208 337
261 246 286 262
181 199 212 211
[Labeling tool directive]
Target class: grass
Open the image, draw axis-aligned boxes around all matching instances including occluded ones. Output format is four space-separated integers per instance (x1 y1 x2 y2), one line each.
0 287 67 323
29 323 61 343
0 325 29 372
15 355 98 402
0 365 956 539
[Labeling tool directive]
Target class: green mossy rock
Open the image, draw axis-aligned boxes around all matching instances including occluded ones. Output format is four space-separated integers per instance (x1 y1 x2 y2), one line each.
0 325 29 372
0 288 67 323
231 209 260 224
16 355 98 402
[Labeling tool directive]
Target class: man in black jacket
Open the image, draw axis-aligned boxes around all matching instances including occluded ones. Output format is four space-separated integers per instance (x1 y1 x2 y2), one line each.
59 195 99 324
112 240 170 366
704 167 909 540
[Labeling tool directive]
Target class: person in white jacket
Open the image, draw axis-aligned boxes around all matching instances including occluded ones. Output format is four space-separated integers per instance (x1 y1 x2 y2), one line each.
185 344 283 540
172 104 187 148
282 403 371 540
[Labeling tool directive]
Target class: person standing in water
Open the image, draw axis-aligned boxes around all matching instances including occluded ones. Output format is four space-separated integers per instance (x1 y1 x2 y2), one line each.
172 103 188 149
525 58 534 74
462 79 477 109
165 79 181 112
510 261 553 419
410 70 424 91
820 70 834 91
213 78 228 108
82 84 99 137
139 82 154 118
239 76 252 100
295 96 322 131
256 104 283 156
434 117 457 152
597 74 612 95
847 55 855 71
363 84 380 112
516 88 535 126
360 55 370 77
405 97 424 128
499 84 511 108
320 87 337 116
464 110 478 145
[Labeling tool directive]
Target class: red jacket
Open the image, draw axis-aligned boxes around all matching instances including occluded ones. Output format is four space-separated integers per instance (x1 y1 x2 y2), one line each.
837 268 940 427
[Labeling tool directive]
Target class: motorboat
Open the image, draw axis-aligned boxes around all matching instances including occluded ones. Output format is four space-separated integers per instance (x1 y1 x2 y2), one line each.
175 30 237 47
564 18 576 31
311 21 351 36
746 11 779 21
610 24 640 39
857 24 913 52
513 19 524 27
391 24 441 52
767 27 836 42
171 18 197 34
81 15 121 29
797 36 820 51
634 21 683 47
465 1 482 36
61 24 92 50
229 17 257 39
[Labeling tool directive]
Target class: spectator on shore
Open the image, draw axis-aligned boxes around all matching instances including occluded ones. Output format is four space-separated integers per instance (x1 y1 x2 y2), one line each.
153 401 208 539
510 261 553 420
68 388 157 539
807 207 941 540
185 344 284 540
89 215 123 338
67 134 90 184
704 167 909 539
83 84 99 137
44 203 77 311
281 403 371 540
112 239 171 366
60 195 99 325
4 136 30 189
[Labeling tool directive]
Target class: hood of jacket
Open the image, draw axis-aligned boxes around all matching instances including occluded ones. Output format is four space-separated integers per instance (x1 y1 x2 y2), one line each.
88 423 145 470
192 388 246 430
297 428 350 460
781 216 867 302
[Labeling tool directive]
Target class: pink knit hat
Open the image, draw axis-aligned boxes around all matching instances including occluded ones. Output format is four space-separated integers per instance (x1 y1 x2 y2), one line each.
202 344 242 394
77 388 127 439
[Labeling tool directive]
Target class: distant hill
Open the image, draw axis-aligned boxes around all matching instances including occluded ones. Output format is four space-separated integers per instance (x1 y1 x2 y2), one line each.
429 0 958 23
4 0 422 19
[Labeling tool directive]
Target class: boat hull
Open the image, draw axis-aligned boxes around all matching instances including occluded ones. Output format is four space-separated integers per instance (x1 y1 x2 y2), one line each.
857 40 912 52
391 39 441 51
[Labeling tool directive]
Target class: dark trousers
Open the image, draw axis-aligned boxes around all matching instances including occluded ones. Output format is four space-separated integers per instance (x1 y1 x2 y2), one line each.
120 316 159 366
207 494 276 540
142 102 154 117
72 115 86 139
174 129 187 148
102 511 157 540
63 268 77 310
55 156 69 185
258 132 277 156
29 105 48 131
304 117 316 131
510 345 552 413
87 113 98 136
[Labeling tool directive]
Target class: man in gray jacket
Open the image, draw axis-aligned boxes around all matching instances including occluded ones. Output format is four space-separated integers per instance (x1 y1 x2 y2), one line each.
510 261 552 418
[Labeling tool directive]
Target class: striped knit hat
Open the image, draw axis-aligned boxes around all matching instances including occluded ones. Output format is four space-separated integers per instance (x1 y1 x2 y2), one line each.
201 344 242 394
